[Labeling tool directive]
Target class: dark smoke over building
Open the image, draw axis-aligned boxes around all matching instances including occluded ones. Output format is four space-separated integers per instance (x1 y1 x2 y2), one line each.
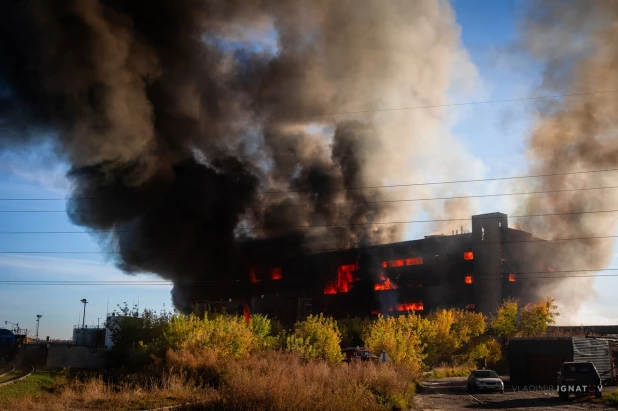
0 0 615 318
197 212 563 324
0 0 473 312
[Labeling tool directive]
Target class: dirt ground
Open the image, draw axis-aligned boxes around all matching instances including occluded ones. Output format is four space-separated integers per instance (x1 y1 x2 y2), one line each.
414 376 617 410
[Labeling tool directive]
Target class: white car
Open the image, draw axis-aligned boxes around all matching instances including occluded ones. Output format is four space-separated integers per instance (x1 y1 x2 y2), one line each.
467 370 504 393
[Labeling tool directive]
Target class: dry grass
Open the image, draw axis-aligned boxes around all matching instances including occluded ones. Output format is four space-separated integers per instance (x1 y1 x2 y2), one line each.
426 364 473 379
2 352 416 411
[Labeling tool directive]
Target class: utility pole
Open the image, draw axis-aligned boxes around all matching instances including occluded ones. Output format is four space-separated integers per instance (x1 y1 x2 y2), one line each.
80 299 88 329
36 315 42 341
97 318 100 329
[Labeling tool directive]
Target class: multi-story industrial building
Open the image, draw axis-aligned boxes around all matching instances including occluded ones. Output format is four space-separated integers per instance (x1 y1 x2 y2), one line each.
196 212 558 323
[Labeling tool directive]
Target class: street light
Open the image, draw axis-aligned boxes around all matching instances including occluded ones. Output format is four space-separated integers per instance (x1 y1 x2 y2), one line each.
36 315 42 341
80 299 88 329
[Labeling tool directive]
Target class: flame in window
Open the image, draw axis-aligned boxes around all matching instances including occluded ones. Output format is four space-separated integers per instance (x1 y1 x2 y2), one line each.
508 273 516 282
323 283 337 295
271 267 282 280
249 268 258 284
464 275 473 284
464 251 474 260
374 273 399 291
405 257 423 266
323 263 358 294
396 302 424 312
382 257 423 268
243 304 251 322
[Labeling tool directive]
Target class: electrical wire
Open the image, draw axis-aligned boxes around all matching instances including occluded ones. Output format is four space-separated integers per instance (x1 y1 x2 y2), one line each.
1 89 616 133
2 270 618 285
1 208 616 238
1 183 618 211
1 167 618 200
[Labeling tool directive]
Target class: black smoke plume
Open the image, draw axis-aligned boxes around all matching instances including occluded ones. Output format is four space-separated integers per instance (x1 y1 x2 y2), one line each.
0 0 471 311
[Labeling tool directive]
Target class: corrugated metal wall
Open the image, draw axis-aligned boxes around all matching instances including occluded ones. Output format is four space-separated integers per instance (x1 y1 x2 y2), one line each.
572 338 611 383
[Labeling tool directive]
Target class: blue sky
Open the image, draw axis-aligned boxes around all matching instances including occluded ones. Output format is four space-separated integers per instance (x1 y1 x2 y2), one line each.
1 0 616 339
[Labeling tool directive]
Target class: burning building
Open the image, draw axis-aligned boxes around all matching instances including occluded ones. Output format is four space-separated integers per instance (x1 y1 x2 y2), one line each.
197 212 561 322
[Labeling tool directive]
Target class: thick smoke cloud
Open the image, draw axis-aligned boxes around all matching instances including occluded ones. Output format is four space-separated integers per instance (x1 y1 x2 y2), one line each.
518 0 618 320
0 0 473 311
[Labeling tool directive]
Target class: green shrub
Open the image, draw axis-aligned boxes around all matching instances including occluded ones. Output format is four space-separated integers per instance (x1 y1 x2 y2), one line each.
285 314 343 362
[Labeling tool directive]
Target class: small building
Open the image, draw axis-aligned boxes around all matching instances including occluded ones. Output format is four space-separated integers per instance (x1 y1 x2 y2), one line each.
509 337 616 386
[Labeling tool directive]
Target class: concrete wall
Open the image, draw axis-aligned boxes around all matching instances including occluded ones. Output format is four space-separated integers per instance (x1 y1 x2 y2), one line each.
46 346 106 369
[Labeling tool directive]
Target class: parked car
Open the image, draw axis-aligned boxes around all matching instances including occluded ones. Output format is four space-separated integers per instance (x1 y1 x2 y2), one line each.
557 361 603 400
342 347 378 364
467 370 504 393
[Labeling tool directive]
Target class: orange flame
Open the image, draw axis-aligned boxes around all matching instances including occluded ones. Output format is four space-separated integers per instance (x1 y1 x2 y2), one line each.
382 261 388 268
464 251 474 260
323 283 338 295
464 275 473 284
508 273 516 282
372 302 424 314
396 302 424 311
271 267 282 280
249 268 258 284
243 304 251 322
323 263 358 294
389 259 405 267
374 273 399 291
405 257 423 266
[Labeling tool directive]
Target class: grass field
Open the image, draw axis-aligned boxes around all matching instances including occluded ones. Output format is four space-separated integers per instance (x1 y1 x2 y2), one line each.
606 390 618 406
0 369 57 407
0 354 417 411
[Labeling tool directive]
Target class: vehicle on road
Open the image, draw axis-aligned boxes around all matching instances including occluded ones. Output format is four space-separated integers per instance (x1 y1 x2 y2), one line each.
467 370 504 393
557 361 603 400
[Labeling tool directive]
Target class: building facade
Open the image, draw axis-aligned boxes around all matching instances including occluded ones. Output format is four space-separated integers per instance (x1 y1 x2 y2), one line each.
197 212 558 323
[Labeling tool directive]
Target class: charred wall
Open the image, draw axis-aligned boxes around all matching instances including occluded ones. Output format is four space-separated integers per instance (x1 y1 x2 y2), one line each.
197 212 559 322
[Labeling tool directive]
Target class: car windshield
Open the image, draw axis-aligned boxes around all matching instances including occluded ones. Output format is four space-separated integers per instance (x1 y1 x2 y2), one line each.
564 364 596 375
474 371 499 378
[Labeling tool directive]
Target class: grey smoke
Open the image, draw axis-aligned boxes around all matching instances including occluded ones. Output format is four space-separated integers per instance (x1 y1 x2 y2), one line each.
0 0 478 311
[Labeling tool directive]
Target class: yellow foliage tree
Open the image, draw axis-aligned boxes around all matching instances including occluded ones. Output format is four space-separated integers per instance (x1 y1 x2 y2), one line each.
156 313 270 359
425 309 486 365
362 314 425 374
286 314 343 363
519 297 559 337
490 299 519 343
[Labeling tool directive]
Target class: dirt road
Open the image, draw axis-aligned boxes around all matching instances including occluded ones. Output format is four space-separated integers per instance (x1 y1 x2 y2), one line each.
415 377 616 410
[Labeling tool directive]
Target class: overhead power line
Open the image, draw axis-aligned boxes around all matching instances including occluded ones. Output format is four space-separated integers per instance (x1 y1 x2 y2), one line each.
0 208 615 239
2 269 618 286
0 231 617 255
1 167 617 200
1 183 617 212
0 89 616 133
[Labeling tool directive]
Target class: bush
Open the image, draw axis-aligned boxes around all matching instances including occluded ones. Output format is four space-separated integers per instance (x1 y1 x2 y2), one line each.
152 313 270 360
285 314 343 363
605 390 618 406
362 314 425 374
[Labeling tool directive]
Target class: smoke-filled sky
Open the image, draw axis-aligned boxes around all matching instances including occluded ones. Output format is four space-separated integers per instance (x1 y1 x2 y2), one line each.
1 0 618 339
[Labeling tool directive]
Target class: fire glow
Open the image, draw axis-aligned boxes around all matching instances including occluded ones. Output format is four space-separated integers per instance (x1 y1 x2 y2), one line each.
508 273 516 282
374 273 398 291
271 267 282 280
464 275 473 284
382 257 423 268
464 251 474 260
324 263 358 295
371 302 424 314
